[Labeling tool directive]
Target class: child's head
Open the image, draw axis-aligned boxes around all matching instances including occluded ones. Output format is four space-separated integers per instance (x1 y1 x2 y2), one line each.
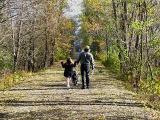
67 57 73 64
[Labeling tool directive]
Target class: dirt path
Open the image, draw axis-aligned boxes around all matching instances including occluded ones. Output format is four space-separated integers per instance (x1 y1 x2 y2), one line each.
0 62 160 120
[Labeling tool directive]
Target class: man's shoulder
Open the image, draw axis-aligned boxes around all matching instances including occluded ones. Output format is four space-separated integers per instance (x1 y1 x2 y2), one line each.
87 52 93 57
79 51 93 57
79 51 85 56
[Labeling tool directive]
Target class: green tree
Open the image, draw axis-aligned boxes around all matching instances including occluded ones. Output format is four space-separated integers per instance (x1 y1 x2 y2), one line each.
81 0 160 92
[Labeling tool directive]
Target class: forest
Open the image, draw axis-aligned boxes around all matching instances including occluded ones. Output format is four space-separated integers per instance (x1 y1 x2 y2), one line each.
0 0 160 108
80 0 160 95
0 0 75 74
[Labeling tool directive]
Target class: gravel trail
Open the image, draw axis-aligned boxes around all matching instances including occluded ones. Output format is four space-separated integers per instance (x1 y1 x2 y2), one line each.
0 62 159 120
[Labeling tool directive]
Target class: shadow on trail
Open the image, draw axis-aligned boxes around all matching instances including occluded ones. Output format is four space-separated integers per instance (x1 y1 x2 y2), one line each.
105 115 144 120
37 72 62 76
0 109 69 120
0 100 144 108
8 84 82 91
8 84 68 91
9 87 68 91
42 84 66 88
0 113 8 119
0 111 145 120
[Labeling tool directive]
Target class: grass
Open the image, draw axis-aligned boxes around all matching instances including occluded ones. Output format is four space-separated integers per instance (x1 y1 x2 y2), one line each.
0 63 62 91
123 79 160 111
101 59 160 111
0 71 32 91
138 79 160 110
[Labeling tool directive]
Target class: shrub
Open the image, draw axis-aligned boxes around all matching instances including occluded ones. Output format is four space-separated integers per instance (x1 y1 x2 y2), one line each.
102 52 120 73
0 51 12 70
0 71 30 90
54 47 70 61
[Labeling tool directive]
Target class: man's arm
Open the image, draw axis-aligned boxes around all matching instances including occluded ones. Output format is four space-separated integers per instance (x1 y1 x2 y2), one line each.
90 54 95 70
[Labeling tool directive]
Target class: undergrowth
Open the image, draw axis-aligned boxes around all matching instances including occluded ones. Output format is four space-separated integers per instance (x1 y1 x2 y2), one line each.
101 54 160 111
0 71 32 90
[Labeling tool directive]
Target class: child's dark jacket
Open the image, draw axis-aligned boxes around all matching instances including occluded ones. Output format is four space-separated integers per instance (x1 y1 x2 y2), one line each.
61 62 76 77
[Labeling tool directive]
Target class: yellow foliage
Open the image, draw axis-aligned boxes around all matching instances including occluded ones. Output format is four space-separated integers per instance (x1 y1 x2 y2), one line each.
85 0 110 12
0 71 32 90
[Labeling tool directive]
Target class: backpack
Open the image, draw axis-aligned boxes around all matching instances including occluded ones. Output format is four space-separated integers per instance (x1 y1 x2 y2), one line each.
82 52 90 65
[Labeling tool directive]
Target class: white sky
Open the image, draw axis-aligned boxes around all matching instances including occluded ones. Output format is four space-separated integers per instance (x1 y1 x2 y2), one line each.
63 0 84 35
63 0 83 22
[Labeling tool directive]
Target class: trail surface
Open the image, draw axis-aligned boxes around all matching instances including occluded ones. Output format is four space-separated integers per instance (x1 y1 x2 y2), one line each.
0 62 160 120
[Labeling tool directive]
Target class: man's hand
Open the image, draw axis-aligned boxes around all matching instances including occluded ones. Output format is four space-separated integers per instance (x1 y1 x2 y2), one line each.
75 61 78 65
91 67 95 76
91 66 94 70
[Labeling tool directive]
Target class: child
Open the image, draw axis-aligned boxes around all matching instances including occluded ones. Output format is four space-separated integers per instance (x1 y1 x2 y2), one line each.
61 57 76 89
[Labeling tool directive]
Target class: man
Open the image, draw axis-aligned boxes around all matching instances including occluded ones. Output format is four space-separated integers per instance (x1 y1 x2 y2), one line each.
76 46 95 89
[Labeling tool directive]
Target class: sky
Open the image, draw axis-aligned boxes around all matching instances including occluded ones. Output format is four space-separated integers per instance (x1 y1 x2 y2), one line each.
63 0 84 50
63 0 84 23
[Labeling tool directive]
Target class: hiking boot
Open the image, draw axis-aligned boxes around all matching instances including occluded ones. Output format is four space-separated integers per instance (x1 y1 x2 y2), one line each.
81 86 85 89
86 86 89 89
